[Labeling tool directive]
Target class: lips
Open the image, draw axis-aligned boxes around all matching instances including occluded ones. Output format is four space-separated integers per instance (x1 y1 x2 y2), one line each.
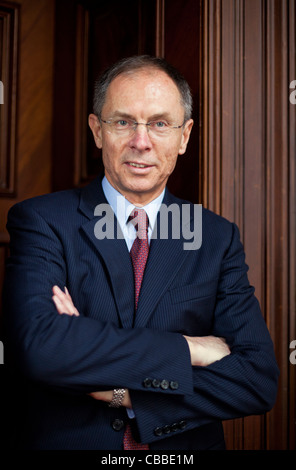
125 162 153 169
129 162 149 168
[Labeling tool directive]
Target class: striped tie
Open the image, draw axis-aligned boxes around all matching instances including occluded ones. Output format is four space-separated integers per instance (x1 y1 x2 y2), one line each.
123 208 149 450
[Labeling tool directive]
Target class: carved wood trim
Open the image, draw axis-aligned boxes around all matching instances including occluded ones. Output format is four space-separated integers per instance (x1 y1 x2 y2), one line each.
74 4 89 186
199 0 222 216
155 0 165 57
0 1 19 197
288 0 296 450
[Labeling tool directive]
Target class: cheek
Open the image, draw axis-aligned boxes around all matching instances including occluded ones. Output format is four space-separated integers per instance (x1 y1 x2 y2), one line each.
159 147 179 173
101 140 122 168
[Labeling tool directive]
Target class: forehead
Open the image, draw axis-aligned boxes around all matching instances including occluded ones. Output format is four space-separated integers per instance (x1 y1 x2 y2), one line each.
103 69 183 116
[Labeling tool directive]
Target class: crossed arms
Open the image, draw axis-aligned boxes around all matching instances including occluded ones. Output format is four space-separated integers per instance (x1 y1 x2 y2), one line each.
52 285 231 408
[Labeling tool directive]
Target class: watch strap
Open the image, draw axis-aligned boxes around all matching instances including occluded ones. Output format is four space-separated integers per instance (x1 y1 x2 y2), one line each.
108 388 126 408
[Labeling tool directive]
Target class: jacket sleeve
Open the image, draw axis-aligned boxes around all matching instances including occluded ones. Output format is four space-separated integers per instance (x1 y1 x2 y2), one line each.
3 201 193 396
129 223 279 444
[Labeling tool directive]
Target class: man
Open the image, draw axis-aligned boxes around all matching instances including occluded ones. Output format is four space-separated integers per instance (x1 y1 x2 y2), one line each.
3 55 279 450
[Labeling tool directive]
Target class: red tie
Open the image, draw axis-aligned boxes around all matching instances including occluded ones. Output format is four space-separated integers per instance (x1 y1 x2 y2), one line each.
123 209 149 450
129 209 149 310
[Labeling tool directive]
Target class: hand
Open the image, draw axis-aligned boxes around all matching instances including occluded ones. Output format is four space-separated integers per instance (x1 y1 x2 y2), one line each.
52 285 80 316
89 389 132 408
183 335 231 367
52 285 132 408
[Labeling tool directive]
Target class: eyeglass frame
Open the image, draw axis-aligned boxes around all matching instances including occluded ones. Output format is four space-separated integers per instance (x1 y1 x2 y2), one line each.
99 116 186 135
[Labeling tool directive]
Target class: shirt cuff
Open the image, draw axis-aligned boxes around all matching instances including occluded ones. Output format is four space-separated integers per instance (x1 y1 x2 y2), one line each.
127 408 135 419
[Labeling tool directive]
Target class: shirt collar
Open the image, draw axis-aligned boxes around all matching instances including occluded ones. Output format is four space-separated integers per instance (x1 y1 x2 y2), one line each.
102 175 165 231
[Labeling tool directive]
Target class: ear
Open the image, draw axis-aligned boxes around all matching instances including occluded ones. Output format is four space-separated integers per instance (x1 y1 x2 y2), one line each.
178 119 194 155
88 114 103 149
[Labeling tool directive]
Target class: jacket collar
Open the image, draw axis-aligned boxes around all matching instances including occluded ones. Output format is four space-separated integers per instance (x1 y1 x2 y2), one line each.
78 174 107 220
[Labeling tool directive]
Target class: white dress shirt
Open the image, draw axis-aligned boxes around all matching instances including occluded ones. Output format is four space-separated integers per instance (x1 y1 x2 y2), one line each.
102 175 165 251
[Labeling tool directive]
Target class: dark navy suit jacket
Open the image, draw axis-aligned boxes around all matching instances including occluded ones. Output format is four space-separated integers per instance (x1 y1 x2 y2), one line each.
3 175 279 450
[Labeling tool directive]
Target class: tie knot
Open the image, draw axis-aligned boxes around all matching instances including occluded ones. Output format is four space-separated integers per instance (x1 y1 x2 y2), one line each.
128 208 149 237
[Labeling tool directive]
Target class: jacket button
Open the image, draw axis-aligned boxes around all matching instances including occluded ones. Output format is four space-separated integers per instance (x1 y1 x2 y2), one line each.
178 420 187 430
171 422 179 432
112 419 124 431
143 378 152 388
170 381 179 390
154 426 163 437
163 425 171 434
160 379 169 389
152 378 160 388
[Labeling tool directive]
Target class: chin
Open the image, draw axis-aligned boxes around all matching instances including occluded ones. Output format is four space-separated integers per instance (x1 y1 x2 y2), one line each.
125 178 154 192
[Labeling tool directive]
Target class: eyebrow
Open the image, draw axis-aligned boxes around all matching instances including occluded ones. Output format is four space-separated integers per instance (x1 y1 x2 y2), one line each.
109 111 174 122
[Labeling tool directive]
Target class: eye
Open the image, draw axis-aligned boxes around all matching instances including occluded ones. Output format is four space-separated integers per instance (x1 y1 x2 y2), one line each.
115 119 130 127
150 120 169 130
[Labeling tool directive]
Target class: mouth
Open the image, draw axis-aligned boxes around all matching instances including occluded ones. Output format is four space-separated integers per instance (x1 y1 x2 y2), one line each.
125 162 154 169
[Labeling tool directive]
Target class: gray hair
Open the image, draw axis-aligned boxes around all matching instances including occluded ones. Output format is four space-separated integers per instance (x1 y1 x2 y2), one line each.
93 55 193 122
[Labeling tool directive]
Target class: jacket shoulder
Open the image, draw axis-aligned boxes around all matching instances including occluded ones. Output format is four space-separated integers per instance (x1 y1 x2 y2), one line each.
166 190 234 232
8 187 82 223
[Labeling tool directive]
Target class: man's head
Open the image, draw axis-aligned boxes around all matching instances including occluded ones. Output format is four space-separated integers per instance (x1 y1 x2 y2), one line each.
89 55 194 206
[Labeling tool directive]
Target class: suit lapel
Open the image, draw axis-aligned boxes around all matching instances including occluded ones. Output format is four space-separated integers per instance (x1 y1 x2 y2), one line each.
79 176 135 329
134 237 189 328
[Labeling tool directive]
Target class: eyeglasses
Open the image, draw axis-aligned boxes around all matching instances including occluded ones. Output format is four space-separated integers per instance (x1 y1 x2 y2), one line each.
100 117 185 137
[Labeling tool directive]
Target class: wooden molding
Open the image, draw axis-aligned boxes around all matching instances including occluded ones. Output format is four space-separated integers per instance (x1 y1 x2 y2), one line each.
199 0 222 216
155 0 165 57
74 3 89 187
0 1 19 197
288 0 296 450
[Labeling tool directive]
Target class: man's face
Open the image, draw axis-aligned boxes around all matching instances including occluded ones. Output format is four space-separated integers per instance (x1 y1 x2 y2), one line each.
89 68 193 205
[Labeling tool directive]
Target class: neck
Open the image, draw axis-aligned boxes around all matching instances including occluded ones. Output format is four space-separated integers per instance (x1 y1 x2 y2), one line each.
123 191 164 207
104 176 165 207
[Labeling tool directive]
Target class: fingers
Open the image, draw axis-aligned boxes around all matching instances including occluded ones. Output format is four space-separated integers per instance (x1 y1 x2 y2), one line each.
183 334 231 366
88 389 132 408
52 285 80 316
89 390 114 402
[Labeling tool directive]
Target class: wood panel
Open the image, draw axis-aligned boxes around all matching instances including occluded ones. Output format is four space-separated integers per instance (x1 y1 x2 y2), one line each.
288 0 296 450
264 0 295 450
0 0 54 234
0 0 55 316
164 0 200 203
199 0 295 449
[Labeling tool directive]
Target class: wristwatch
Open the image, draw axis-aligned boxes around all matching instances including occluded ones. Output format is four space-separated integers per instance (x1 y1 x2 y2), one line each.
108 388 126 408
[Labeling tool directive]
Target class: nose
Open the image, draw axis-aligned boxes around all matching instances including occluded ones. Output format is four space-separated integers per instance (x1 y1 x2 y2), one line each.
128 124 153 152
